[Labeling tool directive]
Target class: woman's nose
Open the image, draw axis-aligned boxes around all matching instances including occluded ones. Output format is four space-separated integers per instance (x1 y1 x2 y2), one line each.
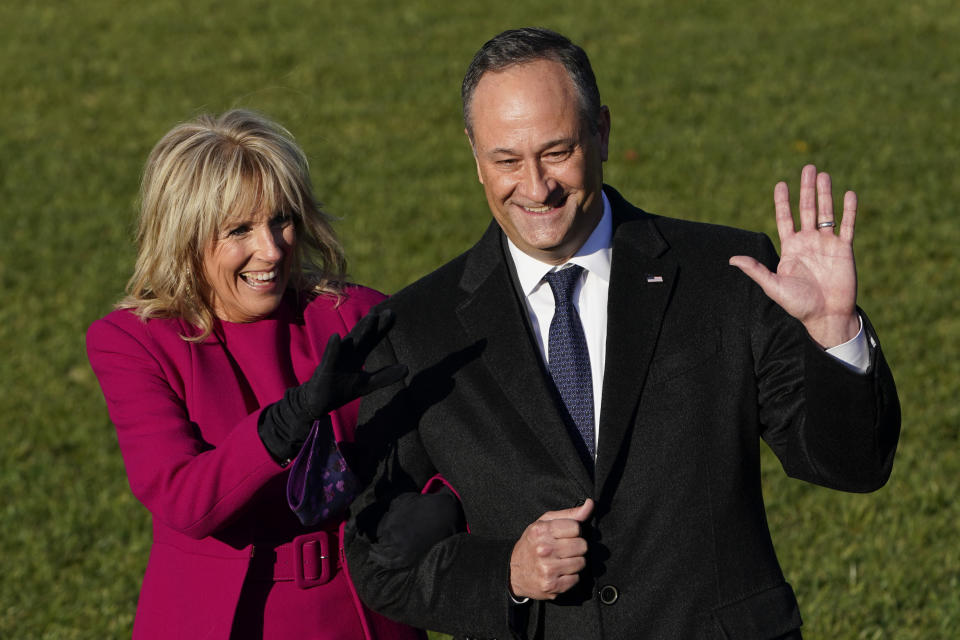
254 225 285 260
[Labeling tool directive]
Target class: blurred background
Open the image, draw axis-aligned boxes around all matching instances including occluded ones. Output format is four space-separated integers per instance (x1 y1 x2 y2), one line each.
1 0 957 637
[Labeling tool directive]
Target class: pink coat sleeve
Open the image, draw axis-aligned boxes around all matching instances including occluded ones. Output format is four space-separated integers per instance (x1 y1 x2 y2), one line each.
87 314 284 540
87 287 387 541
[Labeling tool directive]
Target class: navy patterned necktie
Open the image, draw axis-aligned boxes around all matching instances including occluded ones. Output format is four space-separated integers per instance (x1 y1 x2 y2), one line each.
544 264 595 461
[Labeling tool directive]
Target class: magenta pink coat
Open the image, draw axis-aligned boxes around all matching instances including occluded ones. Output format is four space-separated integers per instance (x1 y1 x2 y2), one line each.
87 286 422 640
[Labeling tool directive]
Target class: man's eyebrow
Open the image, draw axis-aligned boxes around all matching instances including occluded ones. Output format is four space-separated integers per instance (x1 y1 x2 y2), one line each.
540 137 577 150
485 138 578 156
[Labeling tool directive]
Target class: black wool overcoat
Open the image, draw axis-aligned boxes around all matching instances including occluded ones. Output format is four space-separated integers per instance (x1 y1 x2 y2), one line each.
345 186 900 640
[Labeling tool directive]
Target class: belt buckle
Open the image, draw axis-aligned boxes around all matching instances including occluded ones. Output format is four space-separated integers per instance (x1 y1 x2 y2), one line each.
293 531 333 589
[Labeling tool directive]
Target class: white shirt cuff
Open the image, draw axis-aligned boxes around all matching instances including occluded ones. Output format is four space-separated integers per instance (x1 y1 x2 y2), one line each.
824 315 873 374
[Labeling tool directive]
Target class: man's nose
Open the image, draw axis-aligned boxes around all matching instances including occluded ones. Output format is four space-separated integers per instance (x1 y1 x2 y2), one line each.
520 161 553 204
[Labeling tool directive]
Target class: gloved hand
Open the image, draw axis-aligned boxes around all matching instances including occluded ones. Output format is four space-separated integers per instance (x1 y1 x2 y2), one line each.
258 308 407 463
368 488 467 569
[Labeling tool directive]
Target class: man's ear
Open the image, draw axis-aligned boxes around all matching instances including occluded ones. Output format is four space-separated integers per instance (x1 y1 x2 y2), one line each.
465 128 484 184
597 106 611 163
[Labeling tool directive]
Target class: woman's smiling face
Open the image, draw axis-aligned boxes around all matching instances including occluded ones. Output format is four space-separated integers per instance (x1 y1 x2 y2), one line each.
202 206 296 323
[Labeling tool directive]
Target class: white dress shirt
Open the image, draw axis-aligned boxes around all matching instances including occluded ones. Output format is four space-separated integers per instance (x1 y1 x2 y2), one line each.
507 195 612 453
506 192 871 460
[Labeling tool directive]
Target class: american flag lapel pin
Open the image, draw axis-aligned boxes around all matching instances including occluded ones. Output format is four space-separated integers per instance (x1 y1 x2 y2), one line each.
646 274 664 283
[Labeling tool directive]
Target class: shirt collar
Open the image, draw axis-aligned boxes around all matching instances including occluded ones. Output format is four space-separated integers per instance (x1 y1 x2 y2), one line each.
507 191 613 297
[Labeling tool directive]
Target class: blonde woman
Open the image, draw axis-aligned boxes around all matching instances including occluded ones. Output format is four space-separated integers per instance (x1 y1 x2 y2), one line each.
87 110 425 639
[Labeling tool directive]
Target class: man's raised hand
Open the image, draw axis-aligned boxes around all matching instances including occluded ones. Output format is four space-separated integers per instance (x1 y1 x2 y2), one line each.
729 164 861 348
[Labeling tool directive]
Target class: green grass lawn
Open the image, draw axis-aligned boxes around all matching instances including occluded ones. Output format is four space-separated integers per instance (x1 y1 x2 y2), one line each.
2 1 958 637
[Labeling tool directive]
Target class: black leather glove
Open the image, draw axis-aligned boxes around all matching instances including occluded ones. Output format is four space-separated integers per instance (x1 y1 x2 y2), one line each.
368 488 467 569
258 308 407 463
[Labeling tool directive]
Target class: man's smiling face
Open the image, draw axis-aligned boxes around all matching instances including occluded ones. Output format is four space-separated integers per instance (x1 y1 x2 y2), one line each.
468 58 609 265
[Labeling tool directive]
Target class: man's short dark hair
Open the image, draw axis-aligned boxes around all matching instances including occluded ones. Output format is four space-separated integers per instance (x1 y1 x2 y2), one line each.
461 27 602 139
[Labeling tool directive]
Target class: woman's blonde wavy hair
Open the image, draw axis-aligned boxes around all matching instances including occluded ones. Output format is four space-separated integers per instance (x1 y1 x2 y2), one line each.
118 109 346 341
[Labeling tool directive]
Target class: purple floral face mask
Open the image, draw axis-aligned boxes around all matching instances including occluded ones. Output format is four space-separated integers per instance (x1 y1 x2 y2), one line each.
287 420 360 527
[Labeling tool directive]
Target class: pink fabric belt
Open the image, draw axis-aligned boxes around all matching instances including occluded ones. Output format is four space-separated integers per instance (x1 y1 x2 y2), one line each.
249 530 339 589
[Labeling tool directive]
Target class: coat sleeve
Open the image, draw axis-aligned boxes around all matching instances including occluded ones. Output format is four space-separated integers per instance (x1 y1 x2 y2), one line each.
86 315 284 540
343 332 520 640
749 235 901 492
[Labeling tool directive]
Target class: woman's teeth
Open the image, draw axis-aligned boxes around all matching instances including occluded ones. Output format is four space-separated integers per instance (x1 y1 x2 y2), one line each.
241 270 277 284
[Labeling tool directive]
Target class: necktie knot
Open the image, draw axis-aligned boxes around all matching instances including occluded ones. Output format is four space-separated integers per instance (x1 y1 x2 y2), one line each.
544 264 584 307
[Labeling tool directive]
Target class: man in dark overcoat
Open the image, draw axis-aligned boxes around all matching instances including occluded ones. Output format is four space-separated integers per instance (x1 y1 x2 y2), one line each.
344 27 900 640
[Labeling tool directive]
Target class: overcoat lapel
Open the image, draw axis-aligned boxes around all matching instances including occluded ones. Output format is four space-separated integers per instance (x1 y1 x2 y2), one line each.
455 223 594 496
188 325 260 444
595 190 677 493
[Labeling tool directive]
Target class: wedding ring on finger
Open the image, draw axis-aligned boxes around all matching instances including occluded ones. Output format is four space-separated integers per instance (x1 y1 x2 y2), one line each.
816 221 836 229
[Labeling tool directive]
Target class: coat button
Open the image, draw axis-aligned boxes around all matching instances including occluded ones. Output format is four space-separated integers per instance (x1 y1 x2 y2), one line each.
599 584 619 605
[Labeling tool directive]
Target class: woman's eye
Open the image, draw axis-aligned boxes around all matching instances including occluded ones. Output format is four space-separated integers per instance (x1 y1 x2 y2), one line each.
272 213 293 226
227 225 249 237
